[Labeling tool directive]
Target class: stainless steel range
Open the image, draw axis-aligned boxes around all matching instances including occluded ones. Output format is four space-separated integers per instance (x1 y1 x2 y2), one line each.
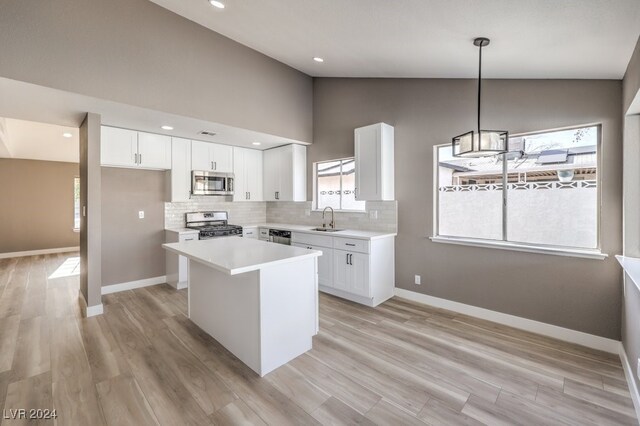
185 211 243 239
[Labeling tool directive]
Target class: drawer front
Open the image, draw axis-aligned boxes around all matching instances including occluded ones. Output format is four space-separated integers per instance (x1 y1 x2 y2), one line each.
179 233 198 242
259 228 269 237
333 237 370 254
292 232 333 248
243 228 258 239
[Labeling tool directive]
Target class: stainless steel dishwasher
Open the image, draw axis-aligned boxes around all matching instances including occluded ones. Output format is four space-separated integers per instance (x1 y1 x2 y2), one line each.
269 229 291 245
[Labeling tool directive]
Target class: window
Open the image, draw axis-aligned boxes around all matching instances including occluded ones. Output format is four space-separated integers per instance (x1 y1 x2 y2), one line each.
73 177 80 231
435 125 599 250
315 158 365 211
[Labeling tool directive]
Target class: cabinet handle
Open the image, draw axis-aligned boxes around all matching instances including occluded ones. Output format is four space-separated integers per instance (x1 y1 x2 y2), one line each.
349 254 353 265
345 243 356 247
184 238 195 241
211 161 214 170
214 161 217 170
248 192 251 200
134 153 138 164
346 254 349 265
139 154 142 164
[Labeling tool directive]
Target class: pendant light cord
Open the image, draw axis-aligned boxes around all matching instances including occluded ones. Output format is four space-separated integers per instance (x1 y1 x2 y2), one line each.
477 42 482 134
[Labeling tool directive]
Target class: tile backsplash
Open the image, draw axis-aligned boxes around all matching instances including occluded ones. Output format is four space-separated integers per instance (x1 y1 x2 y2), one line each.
165 197 397 233
165 197 267 228
266 201 397 233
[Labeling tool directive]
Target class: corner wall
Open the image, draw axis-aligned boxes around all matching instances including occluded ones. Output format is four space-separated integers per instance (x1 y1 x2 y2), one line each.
621 34 640 403
312 78 622 339
0 159 79 253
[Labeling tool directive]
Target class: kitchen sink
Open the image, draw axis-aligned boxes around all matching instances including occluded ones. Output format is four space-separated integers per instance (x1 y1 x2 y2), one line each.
310 227 344 232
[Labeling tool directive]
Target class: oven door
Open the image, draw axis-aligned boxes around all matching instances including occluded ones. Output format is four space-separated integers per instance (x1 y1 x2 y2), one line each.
191 171 234 196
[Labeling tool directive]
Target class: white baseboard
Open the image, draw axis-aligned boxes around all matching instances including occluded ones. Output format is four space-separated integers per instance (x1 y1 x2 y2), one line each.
85 303 104 317
394 288 620 354
619 343 640 420
0 246 79 259
102 275 167 295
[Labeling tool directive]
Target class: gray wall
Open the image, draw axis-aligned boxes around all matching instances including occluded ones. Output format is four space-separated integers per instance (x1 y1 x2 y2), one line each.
101 168 167 286
622 35 640 397
624 36 640 113
312 78 622 339
0 158 79 253
0 0 312 142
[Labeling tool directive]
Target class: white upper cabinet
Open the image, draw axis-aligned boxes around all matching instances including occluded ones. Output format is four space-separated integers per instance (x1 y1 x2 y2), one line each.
354 123 394 201
170 137 192 202
233 147 263 201
137 132 171 170
191 141 233 172
263 144 306 202
101 127 137 167
101 126 171 170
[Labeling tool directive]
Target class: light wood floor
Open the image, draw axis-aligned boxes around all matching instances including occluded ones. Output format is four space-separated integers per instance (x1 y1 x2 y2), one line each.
0 253 637 425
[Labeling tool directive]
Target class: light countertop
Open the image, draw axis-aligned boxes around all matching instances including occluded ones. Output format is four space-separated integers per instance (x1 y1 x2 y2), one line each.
165 228 199 234
163 236 321 275
616 255 640 294
239 223 396 240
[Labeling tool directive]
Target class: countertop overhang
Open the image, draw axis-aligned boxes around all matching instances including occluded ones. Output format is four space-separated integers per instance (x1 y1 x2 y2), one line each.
163 236 321 275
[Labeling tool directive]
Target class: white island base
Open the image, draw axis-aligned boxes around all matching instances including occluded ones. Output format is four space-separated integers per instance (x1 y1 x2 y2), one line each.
163 237 320 377
188 258 317 376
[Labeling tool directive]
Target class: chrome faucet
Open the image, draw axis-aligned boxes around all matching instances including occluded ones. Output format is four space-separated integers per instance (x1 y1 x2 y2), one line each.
322 206 335 229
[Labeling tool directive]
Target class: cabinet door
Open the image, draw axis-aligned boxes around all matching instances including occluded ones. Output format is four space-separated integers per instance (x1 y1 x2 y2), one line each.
191 140 212 171
332 249 351 292
354 124 380 201
171 138 192 202
263 148 279 201
245 149 263 201
232 147 247 201
348 252 370 297
101 127 137 167
278 146 294 201
211 143 233 172
137 132 171 169
295 244 333 288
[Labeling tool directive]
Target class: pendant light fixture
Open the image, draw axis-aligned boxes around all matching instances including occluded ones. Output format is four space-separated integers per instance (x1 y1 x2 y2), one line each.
452 37 508 157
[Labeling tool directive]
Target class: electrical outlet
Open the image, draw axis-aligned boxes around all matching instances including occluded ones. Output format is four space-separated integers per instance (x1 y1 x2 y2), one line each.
415 275 421 285
138 211 145 219
369 210 378 220
305 209 311 216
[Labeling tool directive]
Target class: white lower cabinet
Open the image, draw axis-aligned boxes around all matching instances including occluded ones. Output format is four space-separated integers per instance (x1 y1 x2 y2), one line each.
243 226 258 239
292 232 394 306
293 243 333 287
165 230 199 289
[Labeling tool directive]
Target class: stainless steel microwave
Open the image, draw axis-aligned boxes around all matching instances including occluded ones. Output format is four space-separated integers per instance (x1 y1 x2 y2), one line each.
191 171 234 196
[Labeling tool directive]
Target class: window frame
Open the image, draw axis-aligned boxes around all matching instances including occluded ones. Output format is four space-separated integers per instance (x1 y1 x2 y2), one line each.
432 123 605 259
313 157 366 213
73 176 81 232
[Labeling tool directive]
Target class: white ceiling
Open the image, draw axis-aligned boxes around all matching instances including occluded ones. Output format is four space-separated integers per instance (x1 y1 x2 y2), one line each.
0 117 79 163
0 77 307 153
149 0 640 79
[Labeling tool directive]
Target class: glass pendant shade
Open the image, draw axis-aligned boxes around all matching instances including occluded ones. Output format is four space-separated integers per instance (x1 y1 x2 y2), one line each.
452 130 509 157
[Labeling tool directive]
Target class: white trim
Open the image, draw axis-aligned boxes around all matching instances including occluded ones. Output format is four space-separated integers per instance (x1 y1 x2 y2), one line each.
0 246 79 259
101 275 166 295
619 343 640 421
429 236 607 260
85 304 104 317
394 288 620 354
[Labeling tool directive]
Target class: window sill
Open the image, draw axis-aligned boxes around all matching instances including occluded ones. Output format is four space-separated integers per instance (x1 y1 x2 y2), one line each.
429 236 607 260
312 209 367 214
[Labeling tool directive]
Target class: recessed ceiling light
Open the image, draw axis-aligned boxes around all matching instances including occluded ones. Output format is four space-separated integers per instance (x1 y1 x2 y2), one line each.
252 142 261 146
313 57 324 63
161 125 174 130
209 0 225 8
62 132 73 138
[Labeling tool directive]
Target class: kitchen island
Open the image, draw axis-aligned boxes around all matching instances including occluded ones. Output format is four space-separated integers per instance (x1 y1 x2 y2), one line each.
162 237 321 376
